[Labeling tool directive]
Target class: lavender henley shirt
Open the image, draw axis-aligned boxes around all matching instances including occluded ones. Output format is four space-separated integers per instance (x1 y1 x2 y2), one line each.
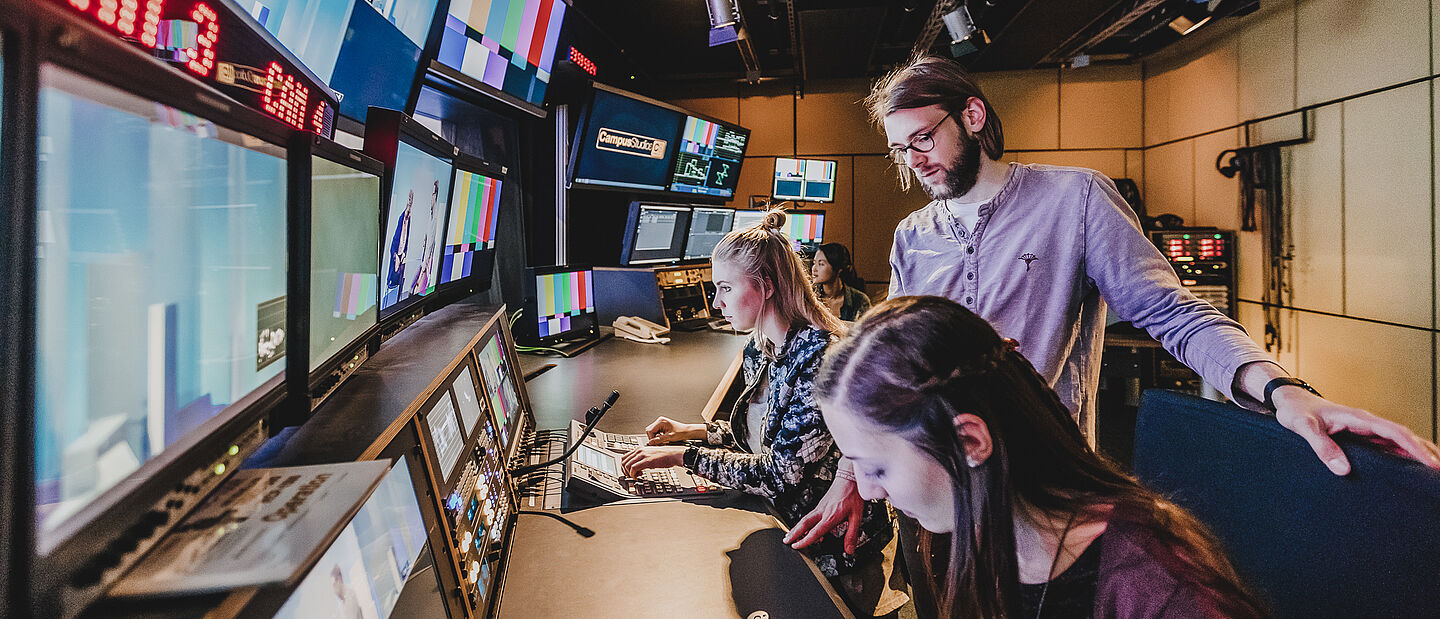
888 163 1274 437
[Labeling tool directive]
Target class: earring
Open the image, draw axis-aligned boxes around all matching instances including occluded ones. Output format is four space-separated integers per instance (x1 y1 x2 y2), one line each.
966 457 979 468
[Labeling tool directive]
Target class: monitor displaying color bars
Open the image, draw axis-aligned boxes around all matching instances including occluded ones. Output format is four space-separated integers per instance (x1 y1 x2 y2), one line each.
773 158 836 202
535 268 595 338
440 169 502 284
786 211 825 252
438 0 567 110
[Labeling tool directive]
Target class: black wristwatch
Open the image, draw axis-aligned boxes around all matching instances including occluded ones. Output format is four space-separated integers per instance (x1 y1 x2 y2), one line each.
1262 377 1322 412
682 446 700 470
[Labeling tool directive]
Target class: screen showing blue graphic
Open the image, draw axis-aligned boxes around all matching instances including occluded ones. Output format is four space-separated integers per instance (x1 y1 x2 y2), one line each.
233 0 354 83
380 138 452 313
572 88 685 192
34 65 288 553
669 116 748 197
327 0 441 121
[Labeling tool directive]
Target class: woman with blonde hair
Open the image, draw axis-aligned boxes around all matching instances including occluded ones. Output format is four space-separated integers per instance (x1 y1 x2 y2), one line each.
621 209 907 616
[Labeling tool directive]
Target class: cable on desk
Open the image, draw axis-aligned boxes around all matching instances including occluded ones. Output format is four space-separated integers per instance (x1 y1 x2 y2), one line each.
518 510 594 537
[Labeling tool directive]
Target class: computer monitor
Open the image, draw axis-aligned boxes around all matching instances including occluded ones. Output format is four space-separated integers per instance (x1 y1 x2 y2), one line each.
684 207 736 260
439 154 504 289
424 390 466 483
328 0 444 122
668 116 750 198
773 158 837 203
274 457 427 619
365 110 456 321
570 84 686 192
474 318 531 460
731 209 767 232
786 210 826 253
621 203 691 265
307 140 383 383
231 0 352 85
523 266 600 347
436 0 567 114
34 63 289 555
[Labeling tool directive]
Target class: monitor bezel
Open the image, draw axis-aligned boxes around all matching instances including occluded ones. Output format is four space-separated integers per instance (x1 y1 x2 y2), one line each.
771 157 839 204
363 107 458 326
434 151 507 296
472 307 536 465
680 205 737 262
521 264 601 347
621 201 693 266
332 0 451 127
567 83 689 195
23 2 298 605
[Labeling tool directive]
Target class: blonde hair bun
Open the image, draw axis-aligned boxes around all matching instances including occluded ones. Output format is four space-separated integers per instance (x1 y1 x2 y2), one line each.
761 207 788 232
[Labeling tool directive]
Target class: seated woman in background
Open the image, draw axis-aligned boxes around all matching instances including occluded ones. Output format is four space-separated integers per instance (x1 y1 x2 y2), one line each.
811 242 871 321
619 210 908 617
816 295 1270 619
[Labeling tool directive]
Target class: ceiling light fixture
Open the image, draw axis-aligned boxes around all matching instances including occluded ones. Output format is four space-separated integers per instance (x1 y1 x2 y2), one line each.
706 0 744 46
942 4 989 57
1168 14 1211 36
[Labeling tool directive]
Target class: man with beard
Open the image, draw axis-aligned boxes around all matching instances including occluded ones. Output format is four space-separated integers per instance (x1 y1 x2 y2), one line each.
785 55 1440 617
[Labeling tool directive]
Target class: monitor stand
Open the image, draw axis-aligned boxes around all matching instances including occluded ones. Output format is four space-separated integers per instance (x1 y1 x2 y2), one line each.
526 331 614 358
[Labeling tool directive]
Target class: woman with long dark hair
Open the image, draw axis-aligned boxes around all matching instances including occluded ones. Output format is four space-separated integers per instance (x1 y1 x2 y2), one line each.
812 242 871 322
816 295 1269 619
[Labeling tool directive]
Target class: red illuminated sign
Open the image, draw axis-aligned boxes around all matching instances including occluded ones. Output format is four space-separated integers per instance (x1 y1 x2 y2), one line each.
183 3 218 77
569 46 597 76
262 61 308 130
69 0 165 47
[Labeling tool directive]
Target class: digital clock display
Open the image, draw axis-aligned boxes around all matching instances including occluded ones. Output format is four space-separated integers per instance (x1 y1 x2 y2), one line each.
55 0 336 137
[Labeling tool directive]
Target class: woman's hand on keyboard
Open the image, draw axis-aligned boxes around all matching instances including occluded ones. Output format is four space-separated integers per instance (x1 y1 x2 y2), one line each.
620 446 687 477
645 417 707 445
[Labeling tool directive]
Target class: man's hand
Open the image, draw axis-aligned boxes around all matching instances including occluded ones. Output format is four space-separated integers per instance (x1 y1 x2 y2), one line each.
1272 386 1440 476
783 476 864 554
620 446 687 477
645 417 707 445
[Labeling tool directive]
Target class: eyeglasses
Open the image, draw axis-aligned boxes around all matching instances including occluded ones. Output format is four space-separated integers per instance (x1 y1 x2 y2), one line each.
889 112 953 163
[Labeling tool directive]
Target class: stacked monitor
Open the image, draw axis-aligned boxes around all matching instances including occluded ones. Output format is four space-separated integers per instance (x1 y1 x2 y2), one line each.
668 116 750 198
437 0 568 114
439 154 505 288
731 209 768 232
570 85 687 192
380 136 453 314
622 203 691 265
684 207 736 260
773 158 837 202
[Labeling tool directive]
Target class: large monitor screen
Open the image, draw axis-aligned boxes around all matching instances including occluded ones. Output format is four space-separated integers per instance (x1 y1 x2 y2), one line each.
329 0 441 121
786 211 825 252
669 116 748 197
274 458 427 619
234 0 353 84
773 158 837 203
452 365 485 439
310 154 381 373
571 88 685 191
438 0 566 109
34 65 287 553
625 204 689 265
534 268 596 339
684 207 735 260
475 332 521 451
731 209 766 232
380 139 452 313
440 168 502 285
426 392 465 481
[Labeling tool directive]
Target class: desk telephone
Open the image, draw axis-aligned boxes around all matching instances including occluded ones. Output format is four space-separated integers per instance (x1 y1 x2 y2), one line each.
613 316 670 343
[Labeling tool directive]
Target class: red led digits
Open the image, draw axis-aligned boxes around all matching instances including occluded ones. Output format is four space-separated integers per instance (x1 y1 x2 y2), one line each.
69 0 92 11
97 0 118 25
65 0 165 47
311 100 328 134
262 62 308 130
185 3 218 77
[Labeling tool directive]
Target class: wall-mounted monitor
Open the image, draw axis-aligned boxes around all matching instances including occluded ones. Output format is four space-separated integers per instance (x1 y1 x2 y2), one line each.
364 109 457 321
786 210 826 253
435 0 567 115
773 158 837 203
684 207 736 260
668 116 749 198
731 209 767 232
522 266 599 346
439 154 504 289
34 64 289 554
570 85 686 192
307 141 383 387
328 0 444 122
621 203 691 265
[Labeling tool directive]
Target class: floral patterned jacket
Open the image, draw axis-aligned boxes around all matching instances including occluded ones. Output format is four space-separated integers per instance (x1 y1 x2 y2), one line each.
691 325 893 577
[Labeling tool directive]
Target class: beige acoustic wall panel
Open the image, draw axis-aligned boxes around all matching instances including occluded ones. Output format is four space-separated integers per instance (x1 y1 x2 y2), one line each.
1163 42 1240 143
667 96 740 125
1297 0 1429 107
1058 64 1143 149
975 69 1060 151
851 155 933 288
1125 150 1145 189
1296 312 1434 440
1235 302 1299 375
1142 139 1195 223
795 89 887 156
732 157 775 209
1191 128 1241 230
1235 0 1297 121
1341 83 1432 328
739 94 794 157
1011 150 1127 181
1286 104 1344 315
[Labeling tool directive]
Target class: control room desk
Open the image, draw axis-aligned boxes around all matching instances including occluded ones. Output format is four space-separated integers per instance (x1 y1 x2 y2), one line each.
500 330 852 619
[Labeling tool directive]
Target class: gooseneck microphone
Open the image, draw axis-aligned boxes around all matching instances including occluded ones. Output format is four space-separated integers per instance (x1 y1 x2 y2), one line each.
511 389 620 476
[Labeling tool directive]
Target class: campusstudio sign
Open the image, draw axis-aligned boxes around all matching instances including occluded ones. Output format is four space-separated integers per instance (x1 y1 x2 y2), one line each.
596 127 667 159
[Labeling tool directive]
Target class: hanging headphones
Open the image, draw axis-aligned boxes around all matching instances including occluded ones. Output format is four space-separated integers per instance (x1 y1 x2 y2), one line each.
1215 149 1242 178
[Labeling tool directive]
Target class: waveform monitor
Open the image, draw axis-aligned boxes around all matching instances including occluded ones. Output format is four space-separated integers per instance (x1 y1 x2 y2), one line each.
773 158 837 203
440 163 503 286
786 210 826 253
684 207 736 260
571 85 686 192
622 203 691 265
731 209 767 232
669 116 749 197
476 329 524 456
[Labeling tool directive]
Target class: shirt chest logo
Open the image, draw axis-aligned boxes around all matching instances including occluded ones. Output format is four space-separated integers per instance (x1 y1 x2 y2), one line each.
1019 252 1038 271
